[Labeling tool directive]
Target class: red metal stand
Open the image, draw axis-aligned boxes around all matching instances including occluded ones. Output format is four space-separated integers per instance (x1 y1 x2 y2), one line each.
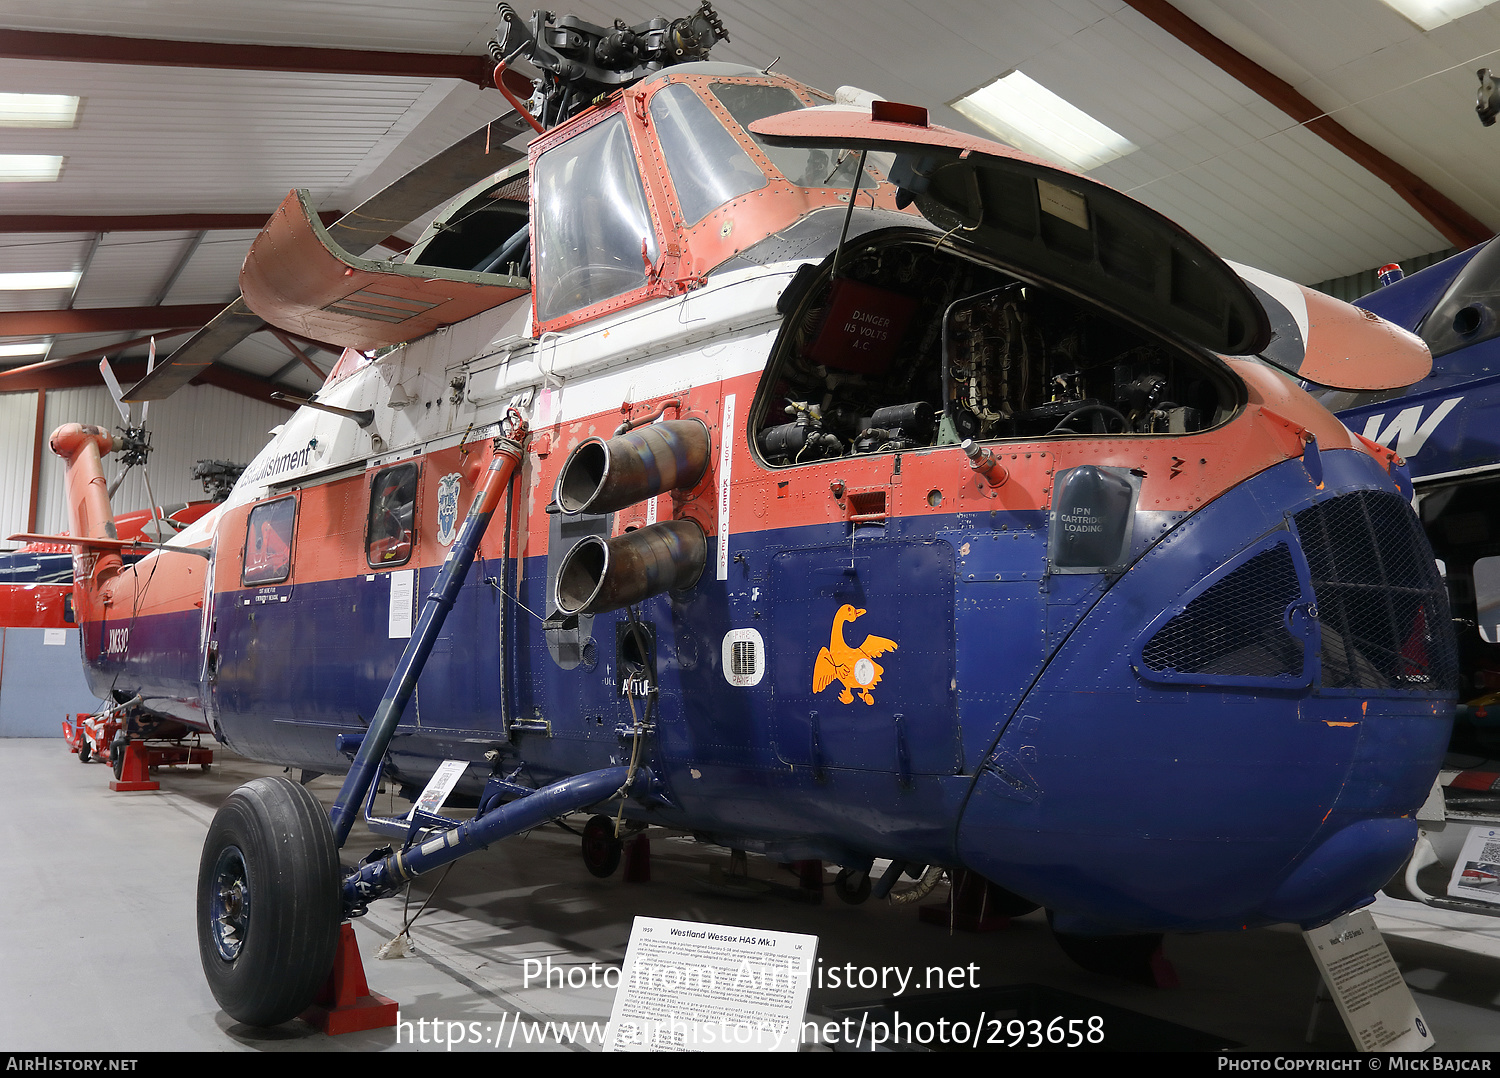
301 923 398 1035
919 869 1012 932
793 859 824 899
145 743 213 769
108 740 159 792
623 834 651 883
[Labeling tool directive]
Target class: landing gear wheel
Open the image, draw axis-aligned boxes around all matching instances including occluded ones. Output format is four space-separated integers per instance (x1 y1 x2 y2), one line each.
581 815 622 878
197 776 341 1026
109 737 126 780
77 742 91 763
833 868 871 905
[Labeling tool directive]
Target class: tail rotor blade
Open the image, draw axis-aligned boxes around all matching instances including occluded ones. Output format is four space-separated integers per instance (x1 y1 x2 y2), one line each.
107 466 131 499
141 337 155 428
99 357 132 426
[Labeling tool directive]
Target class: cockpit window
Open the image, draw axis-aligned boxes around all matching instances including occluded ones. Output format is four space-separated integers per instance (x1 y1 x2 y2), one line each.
1420 239 1500 359
533 114 658 323
711 82 868 189
650 83 766 225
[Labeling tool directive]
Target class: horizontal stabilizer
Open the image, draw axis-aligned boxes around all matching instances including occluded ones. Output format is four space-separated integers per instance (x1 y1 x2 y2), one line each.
7 532 209 558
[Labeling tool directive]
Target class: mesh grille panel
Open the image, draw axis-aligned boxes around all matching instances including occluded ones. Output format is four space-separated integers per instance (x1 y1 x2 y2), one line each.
1142 544 1304 678
1294 490 1456 691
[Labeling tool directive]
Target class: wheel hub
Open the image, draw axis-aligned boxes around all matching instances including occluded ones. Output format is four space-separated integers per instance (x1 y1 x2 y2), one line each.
209 845 250 962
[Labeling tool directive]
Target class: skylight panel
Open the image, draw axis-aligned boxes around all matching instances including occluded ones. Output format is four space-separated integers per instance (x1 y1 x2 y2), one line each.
0 271 81 290
1376 0 1495 30
0 340 52 359
0 155 64 181
0 94 80 128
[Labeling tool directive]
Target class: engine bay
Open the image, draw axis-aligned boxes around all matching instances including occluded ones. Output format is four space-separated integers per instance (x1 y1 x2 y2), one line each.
754 233 1241 467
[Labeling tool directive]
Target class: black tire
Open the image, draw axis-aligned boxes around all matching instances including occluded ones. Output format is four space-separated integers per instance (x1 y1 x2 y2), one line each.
581 814 622 878
109 738 125 780
77 742 91 763
834 868 871 905
197 777 341 1027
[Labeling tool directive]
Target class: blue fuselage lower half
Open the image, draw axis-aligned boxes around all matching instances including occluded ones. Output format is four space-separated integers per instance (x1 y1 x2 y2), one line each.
91 447 1452 933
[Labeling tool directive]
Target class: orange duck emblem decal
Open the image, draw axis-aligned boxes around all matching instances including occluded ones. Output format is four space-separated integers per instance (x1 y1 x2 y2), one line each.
813 604 898 705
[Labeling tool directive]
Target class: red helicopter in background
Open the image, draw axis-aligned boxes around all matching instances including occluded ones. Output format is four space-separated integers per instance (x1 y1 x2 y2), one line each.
15 3 1459 1030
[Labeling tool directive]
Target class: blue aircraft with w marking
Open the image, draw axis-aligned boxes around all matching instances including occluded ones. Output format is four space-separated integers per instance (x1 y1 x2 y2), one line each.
1324 241 1500 758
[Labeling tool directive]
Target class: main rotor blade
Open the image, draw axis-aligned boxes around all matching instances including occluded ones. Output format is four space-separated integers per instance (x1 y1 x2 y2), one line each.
124 112 529 404
325 118 527 254
124 297 260 402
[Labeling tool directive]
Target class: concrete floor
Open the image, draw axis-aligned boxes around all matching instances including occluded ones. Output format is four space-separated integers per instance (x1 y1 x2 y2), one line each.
3 737 1499 1053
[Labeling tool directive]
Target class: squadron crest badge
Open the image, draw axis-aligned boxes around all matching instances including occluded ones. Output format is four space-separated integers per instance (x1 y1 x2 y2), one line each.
436 473 462 546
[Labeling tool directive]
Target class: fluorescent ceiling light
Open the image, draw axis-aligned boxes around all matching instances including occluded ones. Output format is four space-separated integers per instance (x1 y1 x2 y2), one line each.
1376 0 1495 30
952 71 1137 172
0 340 52 359
0 93 80 128
0 154 64 181
0 271 80 291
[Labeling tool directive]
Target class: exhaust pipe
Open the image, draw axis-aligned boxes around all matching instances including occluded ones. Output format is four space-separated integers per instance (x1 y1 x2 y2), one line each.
554 520 707 616
555 419 710 516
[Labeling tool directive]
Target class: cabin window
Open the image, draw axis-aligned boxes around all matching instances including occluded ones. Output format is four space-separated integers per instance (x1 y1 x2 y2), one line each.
242 497 296 585
367 463 418 568
649 83 765 225
710 82 877 190
533 114 658 322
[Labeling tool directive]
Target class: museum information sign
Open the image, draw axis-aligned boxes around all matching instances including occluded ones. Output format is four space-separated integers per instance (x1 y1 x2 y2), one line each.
1446 824 1500 904
603 916 816 1052
1304 909 1433 1052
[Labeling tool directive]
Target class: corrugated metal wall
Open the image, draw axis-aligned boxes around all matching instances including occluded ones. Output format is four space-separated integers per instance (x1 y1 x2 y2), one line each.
0 392 39 545
23 385 288 540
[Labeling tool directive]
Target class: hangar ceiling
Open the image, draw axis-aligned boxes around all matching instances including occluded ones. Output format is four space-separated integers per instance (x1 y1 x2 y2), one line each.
0 0 1496 396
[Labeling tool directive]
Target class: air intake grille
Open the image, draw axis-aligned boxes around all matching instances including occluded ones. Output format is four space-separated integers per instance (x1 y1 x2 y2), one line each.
1293 490 1456 691
1142 544 1304 679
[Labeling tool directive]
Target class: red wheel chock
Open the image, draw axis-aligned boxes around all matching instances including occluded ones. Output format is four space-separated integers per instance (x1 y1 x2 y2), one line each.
301 923 398 1035
108 740 159 792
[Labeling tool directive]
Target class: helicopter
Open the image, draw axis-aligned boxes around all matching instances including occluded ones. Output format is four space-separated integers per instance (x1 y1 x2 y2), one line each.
1321 242 1500 762
18 4 1460 1028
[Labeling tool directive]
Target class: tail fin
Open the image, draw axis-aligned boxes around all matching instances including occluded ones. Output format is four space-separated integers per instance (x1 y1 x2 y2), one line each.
49 424 123 590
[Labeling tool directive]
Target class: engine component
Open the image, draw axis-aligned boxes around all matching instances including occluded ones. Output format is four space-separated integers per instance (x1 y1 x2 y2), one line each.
1051 465 1136 570
492 2 730 129
961 439 1008 487
554 519 707 616
754 235 1236 468
556 419 710 516
759 401 842 465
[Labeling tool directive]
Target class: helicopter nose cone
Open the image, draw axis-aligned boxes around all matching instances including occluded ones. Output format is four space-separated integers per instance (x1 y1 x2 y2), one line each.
954 448 1455 933
1257 817 1417 924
